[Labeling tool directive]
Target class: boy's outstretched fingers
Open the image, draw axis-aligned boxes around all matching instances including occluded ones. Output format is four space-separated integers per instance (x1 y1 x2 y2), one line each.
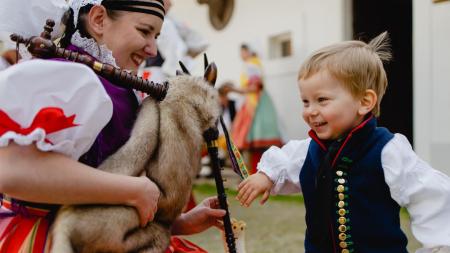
242 190 259 207
237 185 254 206
237 178 249 191
260 190 270 205
236 180 249 201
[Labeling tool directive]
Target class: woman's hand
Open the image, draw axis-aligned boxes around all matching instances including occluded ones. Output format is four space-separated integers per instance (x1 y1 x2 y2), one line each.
0 144 160 228
130 176 160 227
171 196 226 235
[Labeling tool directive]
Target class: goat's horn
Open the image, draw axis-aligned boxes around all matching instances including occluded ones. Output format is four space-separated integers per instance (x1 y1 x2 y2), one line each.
204 53 209 70
204 62 217 87
178 61 191 75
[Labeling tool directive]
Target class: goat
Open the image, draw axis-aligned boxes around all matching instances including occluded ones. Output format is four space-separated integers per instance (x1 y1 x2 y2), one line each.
48 66 220 253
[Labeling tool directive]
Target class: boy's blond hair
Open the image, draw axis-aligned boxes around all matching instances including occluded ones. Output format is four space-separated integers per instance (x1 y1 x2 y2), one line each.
298 32 392 117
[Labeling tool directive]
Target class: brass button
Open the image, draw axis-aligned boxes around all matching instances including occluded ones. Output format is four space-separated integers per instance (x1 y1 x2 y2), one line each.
338 208 346 216
341 249 349 253
339 233 347 241
338 217 347 224
338 201 345 208
338 178 346 184
337 185 345 192
338 193 345 200
338 225 347 232
336 170 344 177
339 241 348 248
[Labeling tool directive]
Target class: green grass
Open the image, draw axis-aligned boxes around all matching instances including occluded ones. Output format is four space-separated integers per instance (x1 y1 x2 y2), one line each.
193 183 304 203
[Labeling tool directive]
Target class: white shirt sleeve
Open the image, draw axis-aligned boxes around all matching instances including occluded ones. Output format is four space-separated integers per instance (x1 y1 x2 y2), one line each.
0 60 113 160
257 138 311 195
382 134 450 252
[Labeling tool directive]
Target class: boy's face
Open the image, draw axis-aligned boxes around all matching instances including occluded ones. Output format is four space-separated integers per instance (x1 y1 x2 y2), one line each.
299 71 365 140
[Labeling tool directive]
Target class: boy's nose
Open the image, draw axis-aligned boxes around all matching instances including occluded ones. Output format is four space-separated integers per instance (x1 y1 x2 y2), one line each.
305 106 319 116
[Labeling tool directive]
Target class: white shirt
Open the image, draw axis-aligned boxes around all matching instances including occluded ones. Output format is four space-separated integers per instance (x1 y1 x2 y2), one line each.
257 134 450 252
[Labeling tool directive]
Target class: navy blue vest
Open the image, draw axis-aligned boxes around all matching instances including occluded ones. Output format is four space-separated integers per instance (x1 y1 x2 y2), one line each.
300 117 408 253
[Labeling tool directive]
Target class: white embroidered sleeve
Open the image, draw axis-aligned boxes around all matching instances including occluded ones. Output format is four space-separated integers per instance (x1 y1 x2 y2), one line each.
257 138 311 195
0 60 113 160
382 134 450 252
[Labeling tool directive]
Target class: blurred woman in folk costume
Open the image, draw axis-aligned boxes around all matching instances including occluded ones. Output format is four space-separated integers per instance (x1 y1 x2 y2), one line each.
230 44 283 174
0 0 225 252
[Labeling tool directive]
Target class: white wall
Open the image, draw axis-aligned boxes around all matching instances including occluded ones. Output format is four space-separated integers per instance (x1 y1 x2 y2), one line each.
171 0 349 140
414 0 450 174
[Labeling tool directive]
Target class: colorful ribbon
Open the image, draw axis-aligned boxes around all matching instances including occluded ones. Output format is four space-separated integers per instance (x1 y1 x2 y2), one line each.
220 116 249 179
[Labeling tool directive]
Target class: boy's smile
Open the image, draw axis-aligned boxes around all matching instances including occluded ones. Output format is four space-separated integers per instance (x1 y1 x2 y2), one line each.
299 70 366 140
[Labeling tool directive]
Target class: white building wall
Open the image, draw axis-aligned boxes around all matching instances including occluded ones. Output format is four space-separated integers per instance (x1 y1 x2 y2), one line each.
171 0 349 140
173 0 450 175
414 0 450 175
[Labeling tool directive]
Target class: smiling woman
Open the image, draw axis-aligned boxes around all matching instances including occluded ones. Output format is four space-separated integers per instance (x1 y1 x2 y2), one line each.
60 0 165 72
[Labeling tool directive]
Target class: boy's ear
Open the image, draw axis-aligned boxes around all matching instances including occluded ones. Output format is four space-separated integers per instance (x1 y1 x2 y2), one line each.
358 89 377 115
86 5 108 37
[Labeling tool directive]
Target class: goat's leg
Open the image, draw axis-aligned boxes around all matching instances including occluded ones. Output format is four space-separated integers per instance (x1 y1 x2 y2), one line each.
99 98 160 176
123 222 171 253
48 217 75 253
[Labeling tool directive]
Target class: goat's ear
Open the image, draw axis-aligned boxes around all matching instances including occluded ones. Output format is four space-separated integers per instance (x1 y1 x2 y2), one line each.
204 62 217 87
178 61 191 75
204 54 209 70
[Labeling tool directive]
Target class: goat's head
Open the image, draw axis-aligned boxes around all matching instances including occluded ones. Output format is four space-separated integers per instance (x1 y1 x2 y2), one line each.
161 55 220 133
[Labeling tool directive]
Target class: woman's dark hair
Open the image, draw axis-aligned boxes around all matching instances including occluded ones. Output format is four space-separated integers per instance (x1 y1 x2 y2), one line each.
60 4 92 47
59 1 124 48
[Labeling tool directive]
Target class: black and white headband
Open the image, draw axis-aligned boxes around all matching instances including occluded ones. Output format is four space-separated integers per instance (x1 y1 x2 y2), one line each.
102 0 165 20
70 0 165 27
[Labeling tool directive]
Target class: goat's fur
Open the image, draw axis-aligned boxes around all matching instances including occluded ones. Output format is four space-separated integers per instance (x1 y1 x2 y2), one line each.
48 75 220 253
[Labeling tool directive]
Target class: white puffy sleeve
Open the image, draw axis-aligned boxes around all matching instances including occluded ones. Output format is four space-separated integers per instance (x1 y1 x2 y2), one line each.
381 134 450 252
0 59 113 160
257 138 311 195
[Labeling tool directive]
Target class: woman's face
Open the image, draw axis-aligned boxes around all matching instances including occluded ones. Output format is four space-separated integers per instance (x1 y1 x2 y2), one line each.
100 11 163 71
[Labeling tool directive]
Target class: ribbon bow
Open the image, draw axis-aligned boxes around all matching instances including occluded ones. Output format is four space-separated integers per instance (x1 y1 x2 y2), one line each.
0 107 78 143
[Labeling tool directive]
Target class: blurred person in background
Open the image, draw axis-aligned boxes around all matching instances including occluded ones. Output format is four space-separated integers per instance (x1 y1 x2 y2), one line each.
230 44 282 174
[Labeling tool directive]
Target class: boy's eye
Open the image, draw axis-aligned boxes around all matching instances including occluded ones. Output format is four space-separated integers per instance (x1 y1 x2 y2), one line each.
318 97 328 103
302 99 309 106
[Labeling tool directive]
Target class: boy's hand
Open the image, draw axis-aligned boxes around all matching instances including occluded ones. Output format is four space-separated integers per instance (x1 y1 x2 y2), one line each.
236 172 273 207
